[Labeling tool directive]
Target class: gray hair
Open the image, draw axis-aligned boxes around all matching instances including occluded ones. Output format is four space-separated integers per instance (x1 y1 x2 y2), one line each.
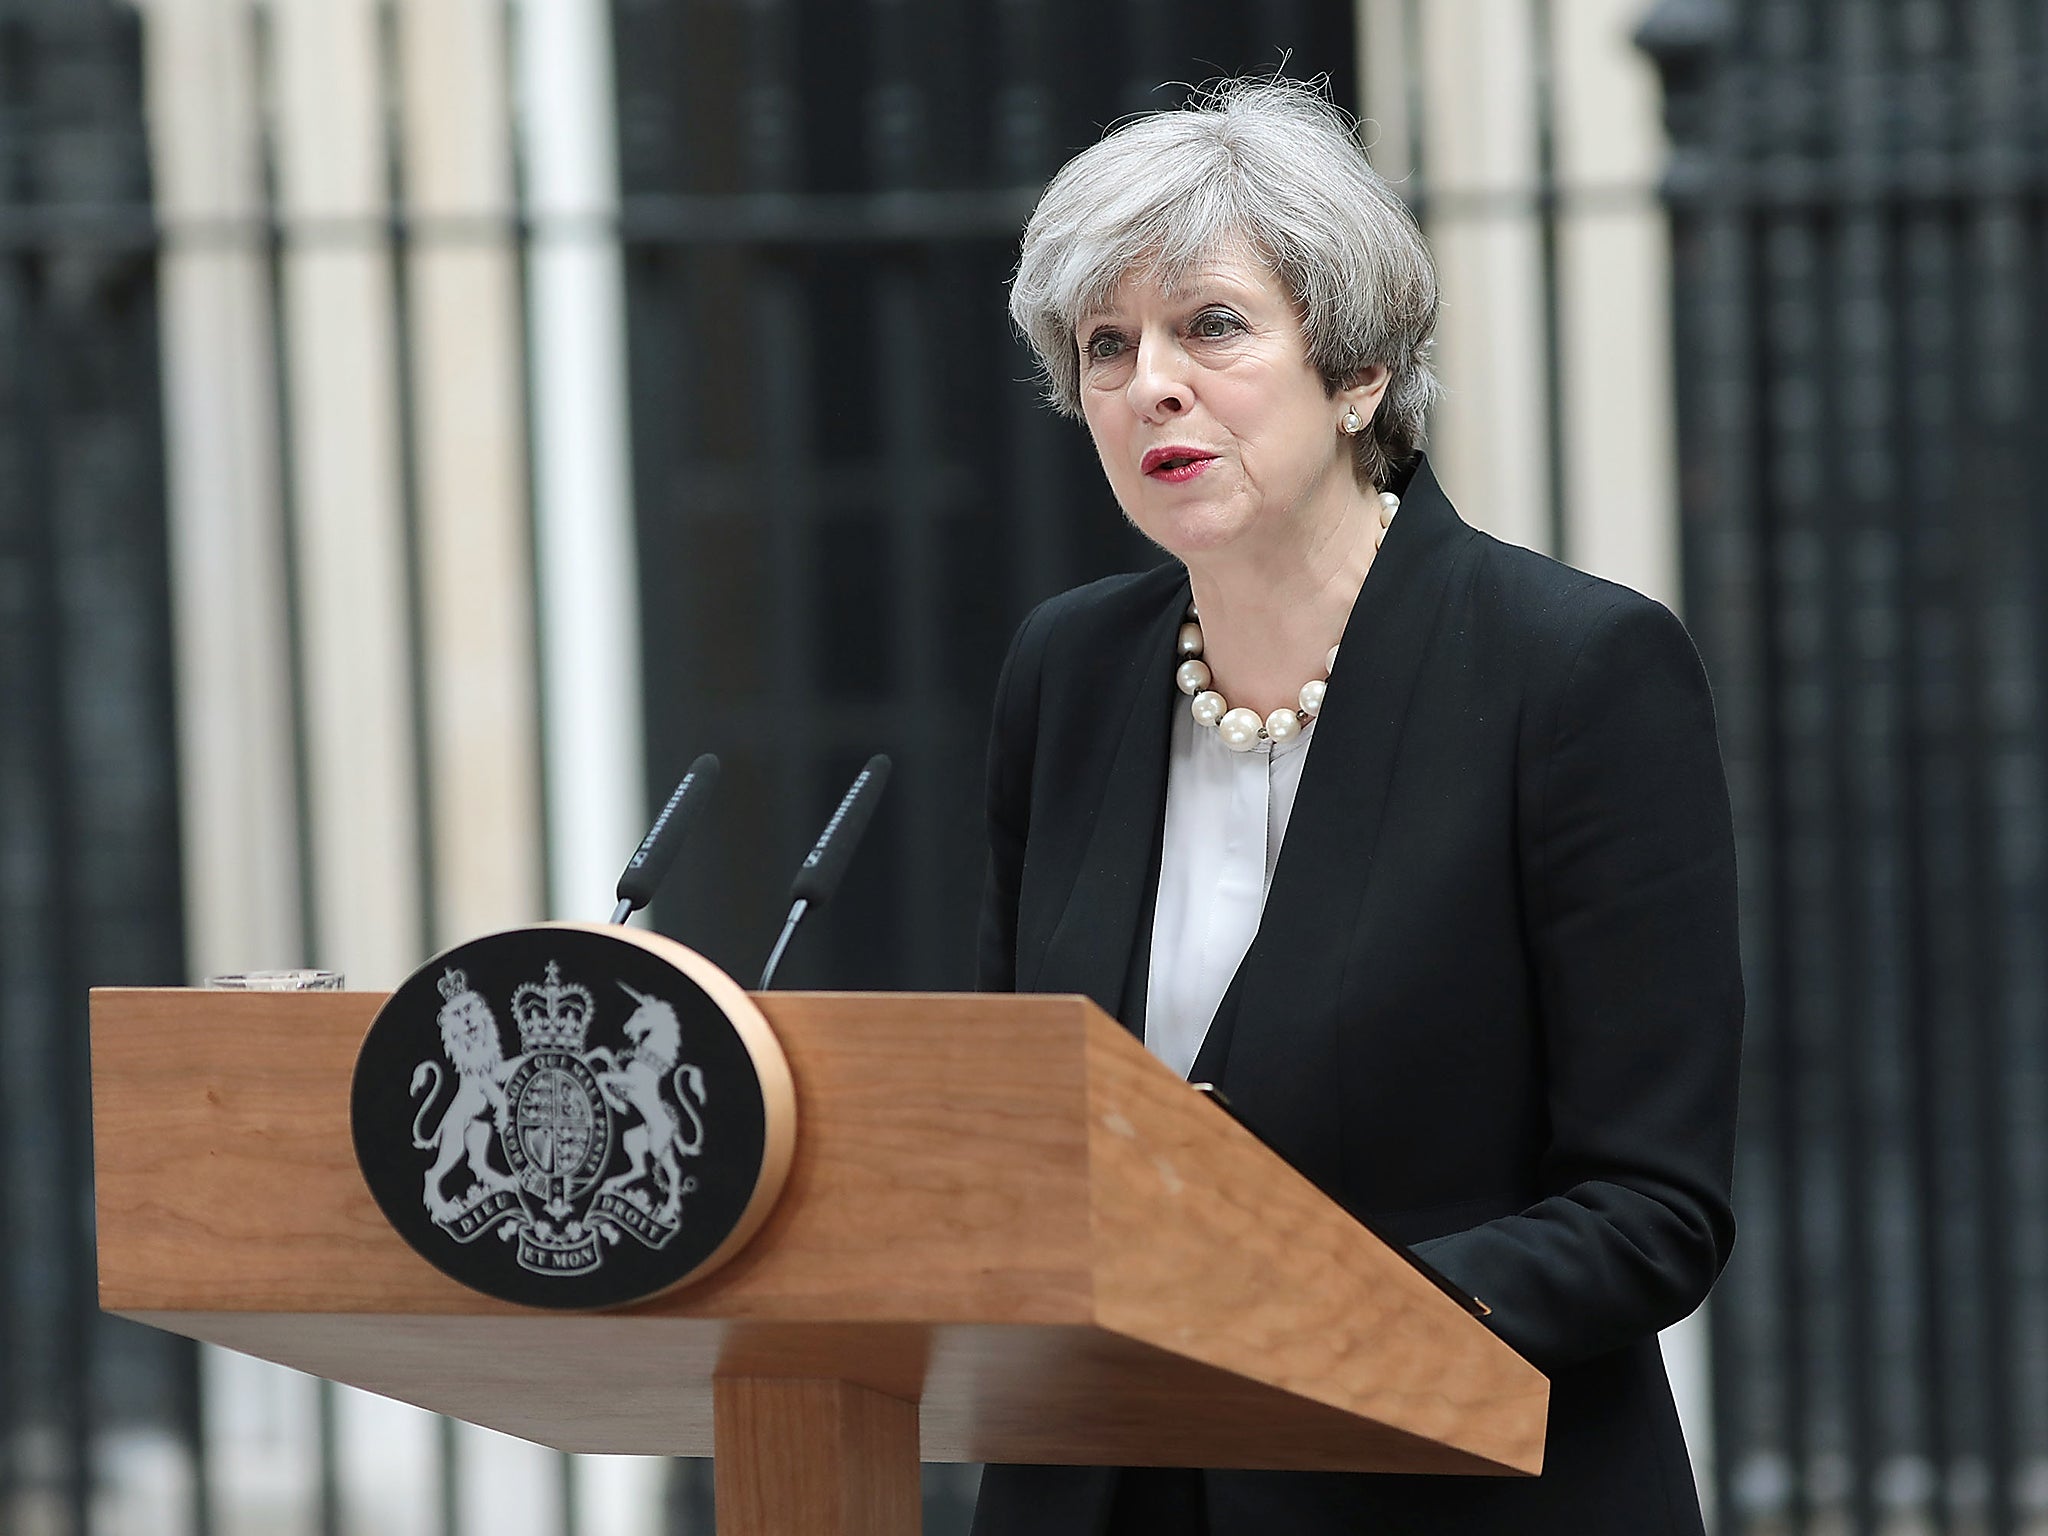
1009 77 1441 489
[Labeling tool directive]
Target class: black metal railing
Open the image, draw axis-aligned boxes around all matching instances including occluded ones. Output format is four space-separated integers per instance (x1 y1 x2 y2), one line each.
0 5 201 1535
1642 2 2048 1531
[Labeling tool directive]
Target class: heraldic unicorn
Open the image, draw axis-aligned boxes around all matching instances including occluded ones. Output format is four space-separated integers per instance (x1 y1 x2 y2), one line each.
407 959 710 1276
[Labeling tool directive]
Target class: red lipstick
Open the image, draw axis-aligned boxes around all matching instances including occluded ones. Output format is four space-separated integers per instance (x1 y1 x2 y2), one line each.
1141 445 1218 482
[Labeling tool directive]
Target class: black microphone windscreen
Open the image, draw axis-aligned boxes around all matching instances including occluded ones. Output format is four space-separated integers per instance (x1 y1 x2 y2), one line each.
615 753 721 911
789 754 892 908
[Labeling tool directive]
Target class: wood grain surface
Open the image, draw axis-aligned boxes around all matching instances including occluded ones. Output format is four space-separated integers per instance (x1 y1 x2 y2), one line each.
91 985 1547 1473
1085 1019 1550 1476
714 1378 918 1536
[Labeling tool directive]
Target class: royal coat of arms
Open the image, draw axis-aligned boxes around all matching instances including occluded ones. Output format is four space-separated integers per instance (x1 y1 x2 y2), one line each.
408 960 709 1276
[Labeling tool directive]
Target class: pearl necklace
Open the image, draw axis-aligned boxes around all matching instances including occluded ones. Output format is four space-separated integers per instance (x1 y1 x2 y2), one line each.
1173 489 1400 752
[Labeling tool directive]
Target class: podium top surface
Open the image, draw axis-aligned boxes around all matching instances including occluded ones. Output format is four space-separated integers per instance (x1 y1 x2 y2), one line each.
90 986 1546 1475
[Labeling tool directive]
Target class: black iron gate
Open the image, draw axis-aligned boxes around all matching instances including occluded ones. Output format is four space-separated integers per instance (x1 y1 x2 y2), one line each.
1642 2 2048 1531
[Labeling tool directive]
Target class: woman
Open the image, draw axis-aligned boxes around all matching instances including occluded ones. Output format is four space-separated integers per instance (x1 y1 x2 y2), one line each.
974 79 1740 1536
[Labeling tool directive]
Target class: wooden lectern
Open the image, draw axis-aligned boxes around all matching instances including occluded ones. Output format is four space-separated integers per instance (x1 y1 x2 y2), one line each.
90 988 1547 1535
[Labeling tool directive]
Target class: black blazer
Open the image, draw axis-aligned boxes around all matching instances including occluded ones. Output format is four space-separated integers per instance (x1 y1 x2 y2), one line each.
971 457 1741 1536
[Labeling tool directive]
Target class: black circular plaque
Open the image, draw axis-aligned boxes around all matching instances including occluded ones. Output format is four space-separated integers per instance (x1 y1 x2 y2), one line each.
351 923 794 1310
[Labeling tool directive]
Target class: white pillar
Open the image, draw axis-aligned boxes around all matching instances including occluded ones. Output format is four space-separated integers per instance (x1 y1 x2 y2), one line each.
140 0 301 985
270 0 424 988
515 0 647 920
1414 0 1554 555
398 0 545 943
1551 0 1681 608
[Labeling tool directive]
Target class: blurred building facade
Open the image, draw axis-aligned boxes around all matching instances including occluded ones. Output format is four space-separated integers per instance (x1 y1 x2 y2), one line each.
9 0 2042 1533
0 7 197 1534
1645 3 2048 1532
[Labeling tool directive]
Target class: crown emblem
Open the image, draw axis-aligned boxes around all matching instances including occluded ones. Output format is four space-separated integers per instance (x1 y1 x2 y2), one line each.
512 961 593 1053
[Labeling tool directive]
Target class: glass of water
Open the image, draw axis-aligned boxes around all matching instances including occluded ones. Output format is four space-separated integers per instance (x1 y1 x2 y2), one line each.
203 970 345 990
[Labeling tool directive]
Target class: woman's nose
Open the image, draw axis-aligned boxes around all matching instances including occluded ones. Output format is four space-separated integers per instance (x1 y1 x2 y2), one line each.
1126 332 1189 420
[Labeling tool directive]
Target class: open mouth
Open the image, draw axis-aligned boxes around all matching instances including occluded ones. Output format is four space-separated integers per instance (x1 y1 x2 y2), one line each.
1142 447 1218 478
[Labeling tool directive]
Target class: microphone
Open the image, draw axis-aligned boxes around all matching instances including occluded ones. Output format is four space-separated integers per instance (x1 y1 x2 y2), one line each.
757 754 892 989
610 753 721 924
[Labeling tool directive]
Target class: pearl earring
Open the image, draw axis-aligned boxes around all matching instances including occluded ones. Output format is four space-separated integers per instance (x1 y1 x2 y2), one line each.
1341 408 1364 435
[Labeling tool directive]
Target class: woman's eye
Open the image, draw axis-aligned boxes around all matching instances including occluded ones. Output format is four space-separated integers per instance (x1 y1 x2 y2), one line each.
1191 311 1242 340
1084 331 1126 362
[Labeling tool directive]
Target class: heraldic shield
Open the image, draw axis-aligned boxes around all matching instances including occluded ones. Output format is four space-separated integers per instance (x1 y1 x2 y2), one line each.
351 923 796 1310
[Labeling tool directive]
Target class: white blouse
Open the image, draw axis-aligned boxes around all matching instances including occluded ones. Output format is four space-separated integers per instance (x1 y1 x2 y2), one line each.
1143 701 1315 1079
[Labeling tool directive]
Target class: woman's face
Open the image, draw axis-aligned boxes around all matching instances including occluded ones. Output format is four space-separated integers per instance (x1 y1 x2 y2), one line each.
1073 246 1382 564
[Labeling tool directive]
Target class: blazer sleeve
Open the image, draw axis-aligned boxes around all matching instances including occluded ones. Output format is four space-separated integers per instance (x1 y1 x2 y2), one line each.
976 599 1055 994
1412 592 1743 1373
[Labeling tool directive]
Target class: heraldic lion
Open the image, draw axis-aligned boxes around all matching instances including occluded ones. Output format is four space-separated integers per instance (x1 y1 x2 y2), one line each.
411 969 518 1220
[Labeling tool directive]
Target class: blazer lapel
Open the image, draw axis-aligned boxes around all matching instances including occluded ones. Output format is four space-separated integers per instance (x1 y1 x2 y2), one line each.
1024 574 1188 1033
1190 459 1477 1131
